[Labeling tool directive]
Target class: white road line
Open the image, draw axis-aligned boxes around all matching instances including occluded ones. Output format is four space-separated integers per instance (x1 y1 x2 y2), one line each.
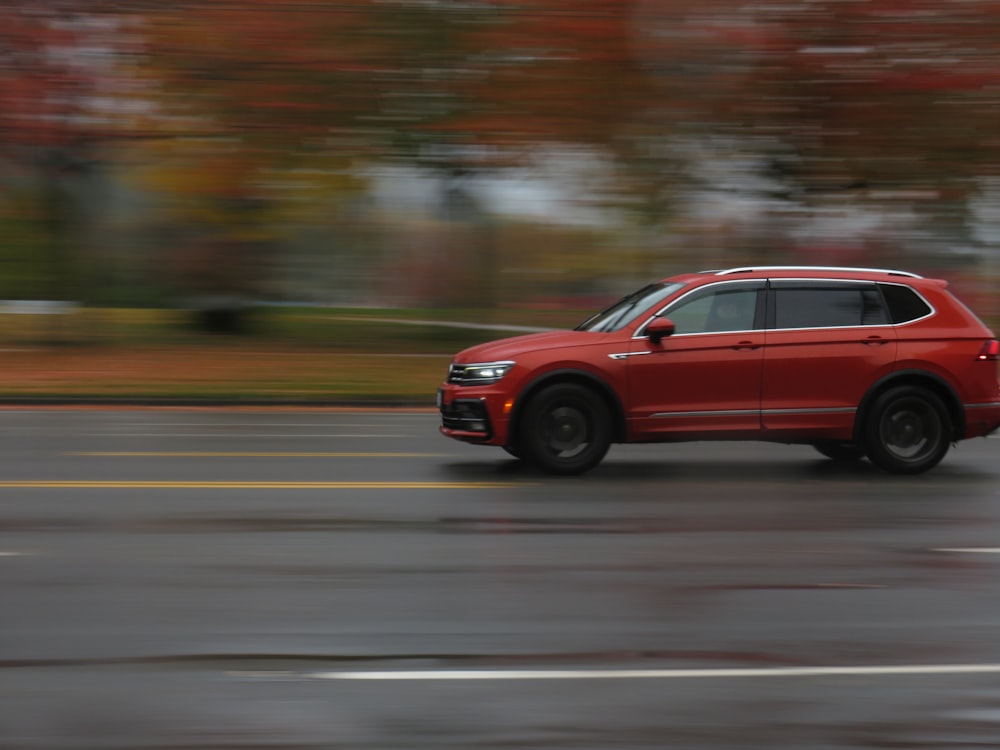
0 551 28 557
310 663 1000 681
0 480 532 490
933 548 1000 554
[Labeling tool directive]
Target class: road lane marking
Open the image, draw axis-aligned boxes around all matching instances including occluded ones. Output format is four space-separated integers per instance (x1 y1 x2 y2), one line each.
310 663 1000 681
0 481 532 489
89 434 412 438
69 452 445 458
111 423 424 427
933 548 1000 554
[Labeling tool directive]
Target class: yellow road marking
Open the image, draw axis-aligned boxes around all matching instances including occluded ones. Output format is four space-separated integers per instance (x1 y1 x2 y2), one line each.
0 481 532 489
69 452 443 458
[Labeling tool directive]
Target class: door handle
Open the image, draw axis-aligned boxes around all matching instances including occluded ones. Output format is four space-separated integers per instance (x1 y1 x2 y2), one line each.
862 336 888 346
732 341 760 351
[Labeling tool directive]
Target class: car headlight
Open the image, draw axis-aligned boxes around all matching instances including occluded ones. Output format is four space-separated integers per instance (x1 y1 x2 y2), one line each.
447 360 516 385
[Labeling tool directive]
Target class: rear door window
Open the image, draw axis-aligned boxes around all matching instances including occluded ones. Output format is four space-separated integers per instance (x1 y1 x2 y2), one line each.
771 282 888 329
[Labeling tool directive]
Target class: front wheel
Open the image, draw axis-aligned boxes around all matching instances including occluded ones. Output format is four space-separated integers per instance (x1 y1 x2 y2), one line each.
863 386 952 474
517 383 612 475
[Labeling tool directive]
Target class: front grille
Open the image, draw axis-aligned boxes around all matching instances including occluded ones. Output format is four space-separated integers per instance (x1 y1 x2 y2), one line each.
440 398 492 437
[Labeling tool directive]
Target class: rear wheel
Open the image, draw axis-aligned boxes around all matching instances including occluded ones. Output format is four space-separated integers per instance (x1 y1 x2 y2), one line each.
518 383 611 475
813 441 866 462
863 386 951 474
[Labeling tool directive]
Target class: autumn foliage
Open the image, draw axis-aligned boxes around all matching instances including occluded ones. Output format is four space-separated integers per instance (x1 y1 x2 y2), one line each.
3 0 1000 313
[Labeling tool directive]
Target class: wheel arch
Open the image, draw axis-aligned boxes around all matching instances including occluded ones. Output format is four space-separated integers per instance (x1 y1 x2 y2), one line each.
855 370 965 443
510 369 627 444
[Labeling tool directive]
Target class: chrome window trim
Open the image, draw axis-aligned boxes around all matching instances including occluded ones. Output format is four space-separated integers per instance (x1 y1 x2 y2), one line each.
762 324 886 334
630 278 937 339
632 280 937 340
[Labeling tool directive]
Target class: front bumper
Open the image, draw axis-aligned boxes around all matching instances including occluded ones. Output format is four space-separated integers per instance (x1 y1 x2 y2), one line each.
437 386 510 445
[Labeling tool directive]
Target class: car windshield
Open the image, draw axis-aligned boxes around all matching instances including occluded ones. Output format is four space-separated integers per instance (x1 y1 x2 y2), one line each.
575 282 685 332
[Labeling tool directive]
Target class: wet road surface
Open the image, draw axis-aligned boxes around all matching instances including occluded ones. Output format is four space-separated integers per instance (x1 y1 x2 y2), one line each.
2 409 1000 748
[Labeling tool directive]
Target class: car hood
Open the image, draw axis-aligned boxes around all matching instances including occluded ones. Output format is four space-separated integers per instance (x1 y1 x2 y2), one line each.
455 330 597 362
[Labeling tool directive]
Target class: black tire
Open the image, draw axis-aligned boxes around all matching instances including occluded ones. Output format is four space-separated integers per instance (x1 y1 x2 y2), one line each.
502 445 521 459
863 386 951 474
517 383 612 475
813 441 866 461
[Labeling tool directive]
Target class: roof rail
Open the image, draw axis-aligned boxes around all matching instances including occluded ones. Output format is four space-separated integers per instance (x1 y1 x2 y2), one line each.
714 266 922 278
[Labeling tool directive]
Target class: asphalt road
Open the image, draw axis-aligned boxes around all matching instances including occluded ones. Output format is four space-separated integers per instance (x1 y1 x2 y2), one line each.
2 408 1000 749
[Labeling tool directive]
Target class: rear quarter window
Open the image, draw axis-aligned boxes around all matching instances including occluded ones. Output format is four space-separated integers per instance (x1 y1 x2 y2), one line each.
878 283 932 324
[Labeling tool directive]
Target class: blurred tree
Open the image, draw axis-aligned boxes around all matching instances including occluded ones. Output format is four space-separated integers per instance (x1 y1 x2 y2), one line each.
132 1 496 314
0 3 90 308
17 0 1000 322
120 3 805 302
132 0 386 326
582 0 1000 266
748 1 1000 200
0 1 143 331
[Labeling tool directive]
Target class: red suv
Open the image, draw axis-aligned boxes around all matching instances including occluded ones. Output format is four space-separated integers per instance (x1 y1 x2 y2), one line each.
438 266 1000 474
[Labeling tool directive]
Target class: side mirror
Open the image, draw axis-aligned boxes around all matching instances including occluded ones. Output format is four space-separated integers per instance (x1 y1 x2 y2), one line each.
646 317 675 345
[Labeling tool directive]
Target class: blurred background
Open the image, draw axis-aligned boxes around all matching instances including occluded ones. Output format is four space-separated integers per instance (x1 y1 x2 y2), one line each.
2 0 1000 339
